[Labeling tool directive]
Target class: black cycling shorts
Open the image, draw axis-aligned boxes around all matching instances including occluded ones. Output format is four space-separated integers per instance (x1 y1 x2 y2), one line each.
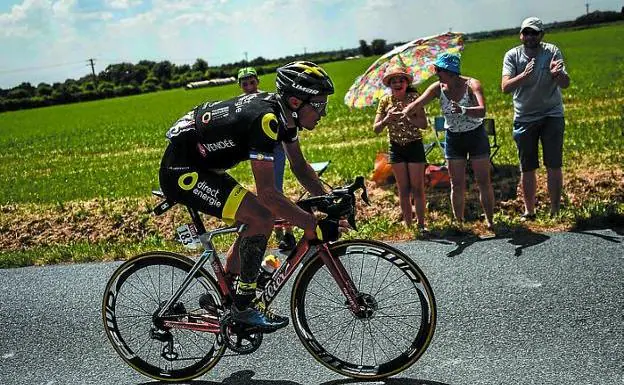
159 146 248 223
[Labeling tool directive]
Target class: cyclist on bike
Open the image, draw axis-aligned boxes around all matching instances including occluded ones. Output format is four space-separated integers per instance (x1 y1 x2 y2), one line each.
159 61 340 331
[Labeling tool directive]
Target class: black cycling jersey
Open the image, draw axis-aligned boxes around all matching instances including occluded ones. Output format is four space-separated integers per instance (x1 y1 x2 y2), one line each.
159 92 299 221
164 92 298 171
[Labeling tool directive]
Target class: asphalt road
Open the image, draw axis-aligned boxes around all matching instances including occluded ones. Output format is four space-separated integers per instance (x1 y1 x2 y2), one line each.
1 229 623 385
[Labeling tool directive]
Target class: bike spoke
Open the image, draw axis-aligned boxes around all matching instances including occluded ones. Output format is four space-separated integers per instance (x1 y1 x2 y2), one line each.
371 261 394 298
115 299 152 317
369 256 381 295
123 277 160 309
374 282 419 301
345 318 358 363
369 314 416 348
305 287 348 308
360 322 366 367
310 270 347 305
358 252 365 290
144 264 161 306
375 297 423 311
366 319 384 365
314 315 356 340
373 268 406 297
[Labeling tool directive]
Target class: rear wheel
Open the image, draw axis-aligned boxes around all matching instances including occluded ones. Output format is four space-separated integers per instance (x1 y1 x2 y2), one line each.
102 251 225 382
291 240 436 379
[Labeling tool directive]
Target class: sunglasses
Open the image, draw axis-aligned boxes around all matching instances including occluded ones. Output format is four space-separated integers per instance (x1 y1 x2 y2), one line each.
521 29 541 36
308 100 328 114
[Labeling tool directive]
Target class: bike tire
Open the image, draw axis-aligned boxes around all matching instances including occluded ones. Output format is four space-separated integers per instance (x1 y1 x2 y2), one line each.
102 251 226 382
290 239 436 379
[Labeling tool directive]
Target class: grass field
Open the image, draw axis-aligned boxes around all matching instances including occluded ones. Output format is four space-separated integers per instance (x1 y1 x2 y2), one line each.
1 23 623 267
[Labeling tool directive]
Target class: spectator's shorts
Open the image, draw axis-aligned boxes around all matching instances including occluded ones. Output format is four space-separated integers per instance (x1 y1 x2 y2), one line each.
513 116 565 172
445 124 490 160
389 140 426 164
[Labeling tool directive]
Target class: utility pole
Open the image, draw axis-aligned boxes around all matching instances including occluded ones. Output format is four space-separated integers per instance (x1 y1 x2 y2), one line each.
585 2 590 14
244 51 248 63
87 58 98 88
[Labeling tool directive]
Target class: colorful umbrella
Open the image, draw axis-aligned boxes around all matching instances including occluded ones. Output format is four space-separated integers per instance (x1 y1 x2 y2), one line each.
344 32 465 108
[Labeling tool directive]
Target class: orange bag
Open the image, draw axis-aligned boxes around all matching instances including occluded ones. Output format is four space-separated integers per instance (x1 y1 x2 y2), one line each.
425 164 450 188
371 152 395 186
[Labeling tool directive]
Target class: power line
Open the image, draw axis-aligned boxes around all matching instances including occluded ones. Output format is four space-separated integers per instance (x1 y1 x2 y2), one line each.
0 60 87 74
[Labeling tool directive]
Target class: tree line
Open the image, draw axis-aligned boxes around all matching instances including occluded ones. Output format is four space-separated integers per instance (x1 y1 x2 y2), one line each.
1 10 621 113
0 49 360 113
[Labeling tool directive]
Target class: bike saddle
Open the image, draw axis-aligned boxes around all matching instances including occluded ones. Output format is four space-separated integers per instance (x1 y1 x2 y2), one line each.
152 190 176 216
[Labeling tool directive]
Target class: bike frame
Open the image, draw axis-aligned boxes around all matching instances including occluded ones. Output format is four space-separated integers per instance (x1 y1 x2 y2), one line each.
156 207 362 332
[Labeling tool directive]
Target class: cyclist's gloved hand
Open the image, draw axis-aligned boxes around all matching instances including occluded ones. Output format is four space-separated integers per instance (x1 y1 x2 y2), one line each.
315 218 340 243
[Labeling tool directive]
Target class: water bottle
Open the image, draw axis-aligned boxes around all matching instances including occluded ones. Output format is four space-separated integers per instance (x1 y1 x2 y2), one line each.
257 254 281 290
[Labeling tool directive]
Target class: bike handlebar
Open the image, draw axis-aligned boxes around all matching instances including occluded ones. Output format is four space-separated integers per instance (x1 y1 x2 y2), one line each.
296 176 369 231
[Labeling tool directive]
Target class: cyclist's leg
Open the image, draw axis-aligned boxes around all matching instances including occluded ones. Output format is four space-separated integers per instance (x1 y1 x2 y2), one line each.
229 195 289 329
229 193 273 309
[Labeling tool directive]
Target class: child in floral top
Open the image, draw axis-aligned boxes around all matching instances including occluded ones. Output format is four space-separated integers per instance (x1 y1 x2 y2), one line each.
373 64 429 230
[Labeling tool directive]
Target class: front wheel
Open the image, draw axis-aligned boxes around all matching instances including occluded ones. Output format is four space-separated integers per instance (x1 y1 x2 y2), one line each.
102 251 226 382
290 240 436 379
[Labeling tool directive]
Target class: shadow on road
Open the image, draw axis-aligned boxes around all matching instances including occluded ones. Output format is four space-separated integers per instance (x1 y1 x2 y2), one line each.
138 369 302 385
572 230 623 243
505 230 551 257
137 369 451 385
320 378 451 385
425 229 551 258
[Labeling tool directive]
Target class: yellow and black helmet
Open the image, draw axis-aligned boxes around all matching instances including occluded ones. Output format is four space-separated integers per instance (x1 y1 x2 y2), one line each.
276 61 334 100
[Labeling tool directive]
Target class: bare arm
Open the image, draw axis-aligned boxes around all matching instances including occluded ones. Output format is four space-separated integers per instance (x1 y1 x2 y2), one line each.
404 103 428 128
549 57 570 89
373 107 400 134
283 140 326 196
402 82 440 116
458 78 486 118
501 57 535 93
250 158 317 238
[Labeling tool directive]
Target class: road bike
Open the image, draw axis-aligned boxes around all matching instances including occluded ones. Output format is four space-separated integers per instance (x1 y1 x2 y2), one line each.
102 176 436 382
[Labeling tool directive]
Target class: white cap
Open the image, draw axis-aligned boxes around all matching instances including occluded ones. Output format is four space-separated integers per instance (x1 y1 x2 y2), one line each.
520 17 543 32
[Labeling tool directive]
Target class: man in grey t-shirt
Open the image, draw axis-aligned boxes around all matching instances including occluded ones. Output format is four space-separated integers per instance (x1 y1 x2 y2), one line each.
501 16 570 218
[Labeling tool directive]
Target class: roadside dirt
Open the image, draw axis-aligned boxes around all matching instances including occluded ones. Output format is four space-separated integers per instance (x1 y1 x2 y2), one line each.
1 166 622 252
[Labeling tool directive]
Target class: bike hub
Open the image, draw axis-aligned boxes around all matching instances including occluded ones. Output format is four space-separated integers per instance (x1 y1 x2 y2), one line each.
353 293 378 320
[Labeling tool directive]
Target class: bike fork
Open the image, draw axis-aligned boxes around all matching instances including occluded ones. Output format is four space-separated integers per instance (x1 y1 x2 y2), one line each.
317 244 362 314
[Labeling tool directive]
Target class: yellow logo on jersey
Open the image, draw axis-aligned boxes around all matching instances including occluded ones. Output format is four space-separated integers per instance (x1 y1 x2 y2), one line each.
178 172 198 190
261 113 278 140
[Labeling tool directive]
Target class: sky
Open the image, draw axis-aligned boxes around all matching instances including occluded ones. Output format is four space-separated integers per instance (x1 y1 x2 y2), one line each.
0 0 622 89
